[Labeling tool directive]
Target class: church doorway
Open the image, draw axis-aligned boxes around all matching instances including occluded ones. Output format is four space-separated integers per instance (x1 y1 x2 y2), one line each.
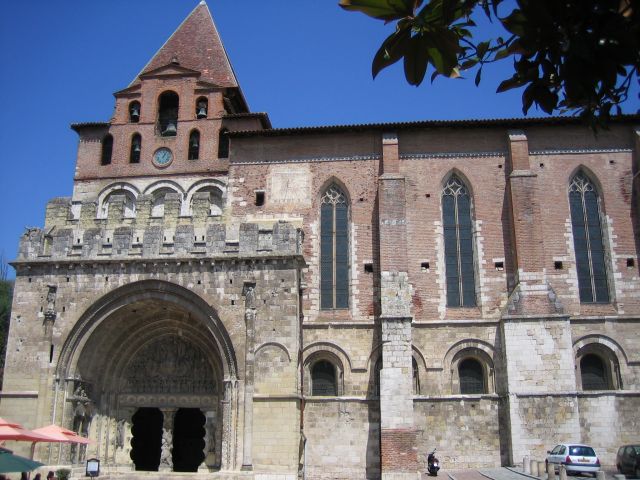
172 408 206 472
131 407 163 471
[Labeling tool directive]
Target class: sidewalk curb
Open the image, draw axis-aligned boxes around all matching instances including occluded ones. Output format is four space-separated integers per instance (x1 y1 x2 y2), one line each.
479 467 544 480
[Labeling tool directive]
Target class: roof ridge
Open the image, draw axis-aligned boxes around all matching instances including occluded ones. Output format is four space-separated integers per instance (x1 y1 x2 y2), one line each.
127 2 203 88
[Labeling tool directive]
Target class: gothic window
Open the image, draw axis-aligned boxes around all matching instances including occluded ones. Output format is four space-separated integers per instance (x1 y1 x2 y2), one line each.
320 184 349 309
218 128 229 158
311 360 337 396
442 175 476 307
101 134 113 165
196 97 208 119
188 130 200 160
158 91 179 137
129 101 141 123
580 354 610 390
459 358 485 394
130 133 141 164
569 173 609 303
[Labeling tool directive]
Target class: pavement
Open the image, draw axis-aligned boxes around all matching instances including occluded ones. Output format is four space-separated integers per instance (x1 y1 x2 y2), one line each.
420 466 636 480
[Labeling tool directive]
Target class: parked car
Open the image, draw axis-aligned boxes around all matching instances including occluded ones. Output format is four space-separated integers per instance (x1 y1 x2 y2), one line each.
616 445 640 478
546 444 600 476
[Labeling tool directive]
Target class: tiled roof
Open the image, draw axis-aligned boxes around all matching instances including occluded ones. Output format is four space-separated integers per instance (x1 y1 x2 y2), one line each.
229 114 640 137
129 1 238 89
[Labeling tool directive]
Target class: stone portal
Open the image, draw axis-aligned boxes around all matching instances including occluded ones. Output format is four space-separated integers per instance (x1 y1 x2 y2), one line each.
172 408 206 472
131 407 162 471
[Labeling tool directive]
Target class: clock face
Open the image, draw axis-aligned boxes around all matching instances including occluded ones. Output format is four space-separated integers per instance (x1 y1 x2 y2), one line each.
153 147 173 168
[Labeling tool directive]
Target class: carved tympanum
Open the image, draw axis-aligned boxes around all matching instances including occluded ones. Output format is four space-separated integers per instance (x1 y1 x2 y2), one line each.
121 336 217 394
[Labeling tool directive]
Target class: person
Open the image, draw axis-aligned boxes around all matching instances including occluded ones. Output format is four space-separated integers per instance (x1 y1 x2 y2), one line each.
20 473 28 480
46 472 55 480
34 475 42 480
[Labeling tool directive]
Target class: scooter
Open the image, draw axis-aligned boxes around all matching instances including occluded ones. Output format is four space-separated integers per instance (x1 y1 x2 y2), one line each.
427 449 440 476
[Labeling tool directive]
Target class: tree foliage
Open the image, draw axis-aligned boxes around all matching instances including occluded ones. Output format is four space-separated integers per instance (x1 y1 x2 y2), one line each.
339 0 639 127
0 254 13 388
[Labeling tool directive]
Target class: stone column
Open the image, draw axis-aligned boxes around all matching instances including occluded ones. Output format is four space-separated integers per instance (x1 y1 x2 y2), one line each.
159 408 176 471
377 132 419 480
241 283 256 471
501 131 578 465
201 410 217 471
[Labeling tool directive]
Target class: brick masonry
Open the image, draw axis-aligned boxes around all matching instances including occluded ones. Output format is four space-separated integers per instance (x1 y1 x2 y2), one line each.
2 2 640 479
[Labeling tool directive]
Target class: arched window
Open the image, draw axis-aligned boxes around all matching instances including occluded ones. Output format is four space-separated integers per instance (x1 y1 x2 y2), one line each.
459 358 485 394
413 357 420 395
188 130 200 160
157 91 179 137
192 187 223 216
442 175 476 307
320 183 349 309
100 189 136 219
101 134 113 166
580 354 609 390
150 188 178 218
218 128 229 158
130 133 141 164
569 173 609 303
129 101 141 123
373 357 383 397
311 360 337 396
196 97 208 119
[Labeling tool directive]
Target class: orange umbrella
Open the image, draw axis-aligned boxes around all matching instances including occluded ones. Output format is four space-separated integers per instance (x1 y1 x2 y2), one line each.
32 425 91 445
0 418 52 443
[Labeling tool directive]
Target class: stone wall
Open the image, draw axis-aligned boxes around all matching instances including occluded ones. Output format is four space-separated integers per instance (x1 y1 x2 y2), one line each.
303 400 380 480
578 392 640 465
414 397 501 469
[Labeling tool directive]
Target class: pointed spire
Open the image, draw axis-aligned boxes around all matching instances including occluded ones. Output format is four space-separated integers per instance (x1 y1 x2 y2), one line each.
131 1 238 87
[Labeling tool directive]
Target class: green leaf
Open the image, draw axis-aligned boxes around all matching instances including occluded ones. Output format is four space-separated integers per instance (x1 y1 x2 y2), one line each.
372 26 412 78
339 0 415 21
476 41 489 59
404 34 431 85
522 83 536 114
501 9 527 37
474 67 482 86
496 75 524 93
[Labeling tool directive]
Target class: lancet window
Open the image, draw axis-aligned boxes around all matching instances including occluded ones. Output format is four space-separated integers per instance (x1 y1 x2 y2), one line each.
569 173 609 303
442 175 476 307
320 184 349 310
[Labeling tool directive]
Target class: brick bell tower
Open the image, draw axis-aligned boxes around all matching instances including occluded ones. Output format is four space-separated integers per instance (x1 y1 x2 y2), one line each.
71 0 267 190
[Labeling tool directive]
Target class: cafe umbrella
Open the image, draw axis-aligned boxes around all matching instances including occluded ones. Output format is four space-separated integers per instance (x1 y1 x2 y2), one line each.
0 447 44 473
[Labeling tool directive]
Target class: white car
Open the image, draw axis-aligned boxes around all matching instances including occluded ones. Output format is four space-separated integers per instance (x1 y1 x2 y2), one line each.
546 444 601 476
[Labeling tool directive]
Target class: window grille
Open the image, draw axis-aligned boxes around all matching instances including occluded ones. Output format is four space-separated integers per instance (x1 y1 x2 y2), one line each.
311 360 337 396
569 173 609 303
580 354 609 390
320 184 349 309
442 175 476 307
459 358 484 394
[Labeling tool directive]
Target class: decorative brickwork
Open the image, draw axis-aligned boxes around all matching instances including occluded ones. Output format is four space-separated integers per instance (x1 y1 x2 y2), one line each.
2 2 640 478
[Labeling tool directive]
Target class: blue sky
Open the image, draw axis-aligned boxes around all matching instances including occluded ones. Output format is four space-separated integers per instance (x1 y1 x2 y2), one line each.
0 1 638 276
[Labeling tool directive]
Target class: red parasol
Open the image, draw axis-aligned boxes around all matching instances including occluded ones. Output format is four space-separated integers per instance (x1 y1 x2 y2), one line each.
32 425 91 445
0 418 53 443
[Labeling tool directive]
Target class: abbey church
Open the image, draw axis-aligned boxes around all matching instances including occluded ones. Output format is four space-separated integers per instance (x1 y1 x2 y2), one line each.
2 2 639 479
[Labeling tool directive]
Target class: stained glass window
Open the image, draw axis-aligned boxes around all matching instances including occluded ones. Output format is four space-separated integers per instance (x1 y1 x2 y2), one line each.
320 184 349 309
442 175 476 307
569 173 609 303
